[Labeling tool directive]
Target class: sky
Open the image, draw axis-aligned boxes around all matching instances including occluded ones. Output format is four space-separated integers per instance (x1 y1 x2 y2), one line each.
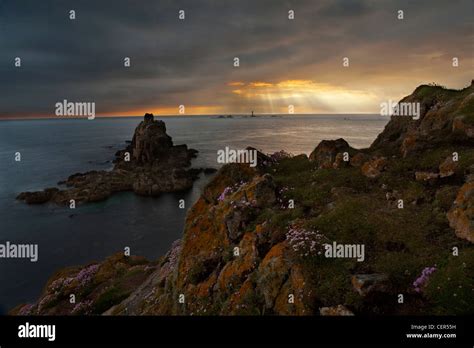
0 0 472 118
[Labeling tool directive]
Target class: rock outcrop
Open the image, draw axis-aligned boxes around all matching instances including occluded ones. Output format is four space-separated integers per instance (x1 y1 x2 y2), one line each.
17 114 201 205
371 81 474 156
361 157 387 178
309 139 355 169
447 181 474 243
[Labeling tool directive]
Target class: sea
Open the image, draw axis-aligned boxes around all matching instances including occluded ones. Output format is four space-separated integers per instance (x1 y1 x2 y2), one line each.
0 114 388 312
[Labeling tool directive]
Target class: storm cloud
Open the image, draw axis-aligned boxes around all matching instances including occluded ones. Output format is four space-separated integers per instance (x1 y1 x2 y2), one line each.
0 0 472 117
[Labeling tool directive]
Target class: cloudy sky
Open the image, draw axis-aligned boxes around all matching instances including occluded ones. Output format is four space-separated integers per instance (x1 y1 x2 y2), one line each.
0 0 472 118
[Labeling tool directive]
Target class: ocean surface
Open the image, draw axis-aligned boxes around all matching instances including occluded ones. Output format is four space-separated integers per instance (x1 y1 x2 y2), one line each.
0 114 388 312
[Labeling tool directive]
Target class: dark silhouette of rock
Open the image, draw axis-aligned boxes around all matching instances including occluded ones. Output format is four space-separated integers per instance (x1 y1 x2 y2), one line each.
309 138 355 169
17 114 199 205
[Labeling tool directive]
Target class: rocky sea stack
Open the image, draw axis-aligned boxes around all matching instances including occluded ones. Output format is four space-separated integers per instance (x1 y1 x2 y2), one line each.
17 113 200 205
12 82 474 316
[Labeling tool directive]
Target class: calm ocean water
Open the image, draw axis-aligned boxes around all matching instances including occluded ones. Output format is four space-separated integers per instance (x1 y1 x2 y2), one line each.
0 114 388 312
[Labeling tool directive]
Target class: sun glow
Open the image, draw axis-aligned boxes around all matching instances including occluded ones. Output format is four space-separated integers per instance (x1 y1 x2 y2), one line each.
227 79 379 113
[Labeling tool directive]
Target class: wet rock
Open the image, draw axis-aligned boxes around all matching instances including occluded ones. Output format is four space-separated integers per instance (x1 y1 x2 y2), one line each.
17 188 59 204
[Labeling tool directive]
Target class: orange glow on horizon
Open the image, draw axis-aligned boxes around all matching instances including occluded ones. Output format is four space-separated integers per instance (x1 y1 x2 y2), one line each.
103 105 225 117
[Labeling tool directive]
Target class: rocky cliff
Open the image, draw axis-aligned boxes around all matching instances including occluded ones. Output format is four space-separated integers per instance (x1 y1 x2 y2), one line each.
12 82 474 316
17 113 201 205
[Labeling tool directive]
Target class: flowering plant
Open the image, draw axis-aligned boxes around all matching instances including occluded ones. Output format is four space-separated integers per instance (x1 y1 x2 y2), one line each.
286 226 327 257
413 266 437 293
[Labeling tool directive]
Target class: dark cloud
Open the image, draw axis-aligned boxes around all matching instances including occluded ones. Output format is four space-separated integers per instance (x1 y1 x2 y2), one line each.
0 0 472 116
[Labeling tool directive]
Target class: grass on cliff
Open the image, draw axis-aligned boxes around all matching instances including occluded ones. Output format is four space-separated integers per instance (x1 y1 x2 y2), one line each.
258 153 473 314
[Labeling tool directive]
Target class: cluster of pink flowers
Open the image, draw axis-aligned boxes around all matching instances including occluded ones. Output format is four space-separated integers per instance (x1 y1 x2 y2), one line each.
217 181 247 202
413 266 437 293
276 186 292 209
49 264 99 293
217 186 233 201
18 303 34 316
75 264 100 287
71 299 93 315
49 276 74 292
286 227 326 257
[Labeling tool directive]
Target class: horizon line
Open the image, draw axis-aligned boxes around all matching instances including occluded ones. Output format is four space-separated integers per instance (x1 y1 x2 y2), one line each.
0 112 381 121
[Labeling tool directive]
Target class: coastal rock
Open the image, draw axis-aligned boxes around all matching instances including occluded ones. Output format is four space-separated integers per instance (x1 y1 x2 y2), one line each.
361 157 387 178
11 254 152 316
350 152 369 167
415 171 439 183
333 152 349 169
309 139 353 169
256 242 290 309
452 115 474 138
320 305 354 316
439 156 458 178
371 82 474 155
16 188 59 204
447 182 474 243
351 274 389 296
273 265 313 315
17 114 199 205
